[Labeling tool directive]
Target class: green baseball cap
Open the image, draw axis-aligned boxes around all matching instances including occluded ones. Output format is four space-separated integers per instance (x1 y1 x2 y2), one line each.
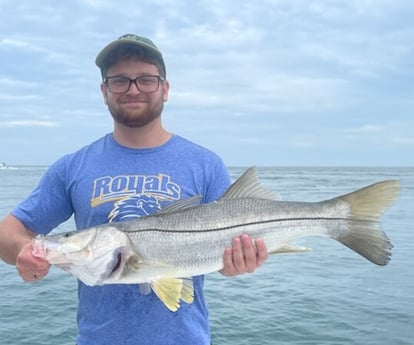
95 34 166 77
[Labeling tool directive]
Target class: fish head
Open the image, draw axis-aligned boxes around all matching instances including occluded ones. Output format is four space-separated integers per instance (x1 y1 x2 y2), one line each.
33 228 97 264
32 225 136 286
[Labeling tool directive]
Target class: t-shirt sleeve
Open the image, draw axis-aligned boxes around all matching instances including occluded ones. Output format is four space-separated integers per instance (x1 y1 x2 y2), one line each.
203 158 231 203
12 158 74 234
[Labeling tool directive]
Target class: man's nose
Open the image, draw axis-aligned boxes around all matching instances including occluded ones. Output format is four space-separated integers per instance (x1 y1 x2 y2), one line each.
126 80 141 94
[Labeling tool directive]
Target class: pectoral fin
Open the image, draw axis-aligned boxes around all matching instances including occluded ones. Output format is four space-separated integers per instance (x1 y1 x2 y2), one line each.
150 278 194 312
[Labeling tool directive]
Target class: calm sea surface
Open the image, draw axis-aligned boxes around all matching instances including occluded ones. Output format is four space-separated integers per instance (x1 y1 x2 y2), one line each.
0 166 413 345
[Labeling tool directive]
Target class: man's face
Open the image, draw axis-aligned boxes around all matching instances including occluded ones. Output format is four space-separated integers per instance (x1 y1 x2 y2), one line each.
101 59 169 128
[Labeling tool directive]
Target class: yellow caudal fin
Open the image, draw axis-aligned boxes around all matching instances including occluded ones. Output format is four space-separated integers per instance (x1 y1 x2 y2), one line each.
332 180 400 266
151 278 194 312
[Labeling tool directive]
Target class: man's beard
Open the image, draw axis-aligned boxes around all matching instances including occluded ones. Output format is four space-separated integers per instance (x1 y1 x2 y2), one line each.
108 99 164 128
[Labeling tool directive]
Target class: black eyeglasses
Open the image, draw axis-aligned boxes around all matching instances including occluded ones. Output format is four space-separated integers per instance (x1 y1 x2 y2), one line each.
104 75 164 94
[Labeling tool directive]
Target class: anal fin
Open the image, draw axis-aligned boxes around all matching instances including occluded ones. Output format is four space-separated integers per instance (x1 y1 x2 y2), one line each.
269 244 312 255
180 278 194 304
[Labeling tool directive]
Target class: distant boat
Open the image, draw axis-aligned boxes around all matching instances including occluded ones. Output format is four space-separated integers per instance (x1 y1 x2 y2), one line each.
0 162 8 169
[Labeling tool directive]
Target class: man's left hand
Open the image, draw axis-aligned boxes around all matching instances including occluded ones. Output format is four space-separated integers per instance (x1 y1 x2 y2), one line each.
220 234 268 276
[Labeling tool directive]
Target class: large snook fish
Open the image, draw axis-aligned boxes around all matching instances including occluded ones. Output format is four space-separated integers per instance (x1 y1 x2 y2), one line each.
32 168 400 312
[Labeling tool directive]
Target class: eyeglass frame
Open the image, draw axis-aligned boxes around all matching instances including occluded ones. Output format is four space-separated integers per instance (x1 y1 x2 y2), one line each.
103 75 165 94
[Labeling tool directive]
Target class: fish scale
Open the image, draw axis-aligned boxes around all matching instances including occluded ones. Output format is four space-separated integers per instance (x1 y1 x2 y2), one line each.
116 197 351 266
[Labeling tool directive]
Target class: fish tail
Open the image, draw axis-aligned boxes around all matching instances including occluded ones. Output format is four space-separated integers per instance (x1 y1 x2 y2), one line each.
333 180 400 266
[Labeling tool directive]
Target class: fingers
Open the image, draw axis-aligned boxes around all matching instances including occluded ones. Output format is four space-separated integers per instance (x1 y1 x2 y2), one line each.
16 242 50 282
239 235 259 273
17 258 50 282
17 257 50 282
255 238 269 267
221 235 268 277
222 247 237 276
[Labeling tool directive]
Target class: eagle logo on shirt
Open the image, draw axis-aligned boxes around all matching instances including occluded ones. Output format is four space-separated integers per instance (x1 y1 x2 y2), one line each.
108 195 161 222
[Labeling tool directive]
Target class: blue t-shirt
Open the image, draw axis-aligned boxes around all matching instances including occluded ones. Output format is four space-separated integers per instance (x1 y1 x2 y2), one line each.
13 134 231 345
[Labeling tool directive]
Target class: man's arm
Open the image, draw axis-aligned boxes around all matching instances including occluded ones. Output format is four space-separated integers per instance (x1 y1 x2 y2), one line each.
220 234 268 276
0 214 50 281
0 214 33 264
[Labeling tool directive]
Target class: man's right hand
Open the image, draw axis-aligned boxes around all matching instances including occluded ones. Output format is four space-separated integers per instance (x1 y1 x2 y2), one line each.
0 214 50 282
16 241 50 282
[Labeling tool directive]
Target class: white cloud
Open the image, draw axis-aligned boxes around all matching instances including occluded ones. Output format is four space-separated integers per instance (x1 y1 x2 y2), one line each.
0 120 59 128
390 137 414 146
0 38 32 49
77 0 112 8
0 0 413 165
0 94 41 101
341 124 385 134
0 77 39 88
291 135 319 148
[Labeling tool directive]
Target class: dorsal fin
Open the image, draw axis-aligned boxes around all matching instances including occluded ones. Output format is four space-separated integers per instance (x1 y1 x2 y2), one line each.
220 167 279 200
159 195 203 213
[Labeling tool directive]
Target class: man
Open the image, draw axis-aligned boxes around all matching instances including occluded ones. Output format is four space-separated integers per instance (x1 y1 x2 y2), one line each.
0 34 268 344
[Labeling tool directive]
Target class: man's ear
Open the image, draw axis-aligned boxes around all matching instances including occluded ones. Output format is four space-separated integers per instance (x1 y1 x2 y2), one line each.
162 80 170 102
100 82 109 105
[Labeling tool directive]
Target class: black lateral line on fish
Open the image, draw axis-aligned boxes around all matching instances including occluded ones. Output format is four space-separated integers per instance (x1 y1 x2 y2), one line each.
122 217 374 234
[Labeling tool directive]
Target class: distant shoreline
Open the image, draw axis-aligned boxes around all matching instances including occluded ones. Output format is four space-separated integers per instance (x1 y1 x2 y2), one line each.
1 165 413 169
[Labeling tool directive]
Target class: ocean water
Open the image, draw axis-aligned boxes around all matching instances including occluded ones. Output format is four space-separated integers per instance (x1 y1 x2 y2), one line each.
0 166 413 345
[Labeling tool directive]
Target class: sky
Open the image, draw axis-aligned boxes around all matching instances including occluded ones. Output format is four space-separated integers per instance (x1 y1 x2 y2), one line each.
0 0 413 167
